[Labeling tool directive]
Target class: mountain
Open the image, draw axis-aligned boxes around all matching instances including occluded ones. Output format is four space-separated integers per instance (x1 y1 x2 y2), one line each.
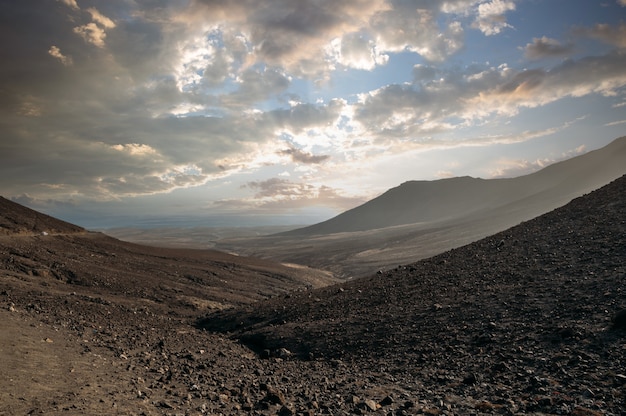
285 135 626 235
215 136 626 277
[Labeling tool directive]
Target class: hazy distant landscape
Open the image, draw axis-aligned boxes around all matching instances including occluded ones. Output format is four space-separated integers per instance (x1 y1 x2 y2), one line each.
108 136 626 278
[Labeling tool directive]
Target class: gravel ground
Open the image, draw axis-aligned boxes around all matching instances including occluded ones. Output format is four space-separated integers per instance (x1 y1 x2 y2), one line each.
1 175 625 415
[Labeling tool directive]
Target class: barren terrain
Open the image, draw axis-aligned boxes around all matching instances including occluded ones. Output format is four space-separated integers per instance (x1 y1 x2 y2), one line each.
112 137 626 279
1 175 625 415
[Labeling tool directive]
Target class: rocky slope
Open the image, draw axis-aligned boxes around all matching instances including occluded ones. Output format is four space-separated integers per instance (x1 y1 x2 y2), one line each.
0 196 84 235
1 176 625 415
202 174 626 414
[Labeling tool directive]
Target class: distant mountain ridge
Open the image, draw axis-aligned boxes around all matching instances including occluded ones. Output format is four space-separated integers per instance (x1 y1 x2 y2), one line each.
284 136 626 236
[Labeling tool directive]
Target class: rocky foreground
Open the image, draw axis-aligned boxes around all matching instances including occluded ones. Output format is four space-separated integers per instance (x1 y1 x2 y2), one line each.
200 175 626 415
1 176 625 415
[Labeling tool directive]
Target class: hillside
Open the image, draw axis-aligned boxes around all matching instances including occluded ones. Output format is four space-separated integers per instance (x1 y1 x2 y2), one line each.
285 135 626 235
201 174 626 413
214 136 626 277
1 177 625 414
0 196 84 235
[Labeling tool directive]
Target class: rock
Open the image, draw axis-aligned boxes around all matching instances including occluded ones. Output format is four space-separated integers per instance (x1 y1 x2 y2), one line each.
275 347 291 358
262 386 286 405
558 327 575 339
614 374 626 385
462 373 477 385
278 405 294 416
380 395 394 406
611 309 626 329
363 399 378 411
156 400 174 409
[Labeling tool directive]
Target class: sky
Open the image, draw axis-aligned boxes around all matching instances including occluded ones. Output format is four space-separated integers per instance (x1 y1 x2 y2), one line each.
1 0 626 229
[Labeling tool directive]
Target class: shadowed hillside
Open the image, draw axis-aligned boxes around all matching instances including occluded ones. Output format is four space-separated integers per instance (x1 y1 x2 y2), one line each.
0 197 84 235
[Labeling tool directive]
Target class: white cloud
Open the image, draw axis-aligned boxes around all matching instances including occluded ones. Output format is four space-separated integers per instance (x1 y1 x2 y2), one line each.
74 23 108 47
372 8 465 61
187 0 388 76
473 0 516 35
86 8 116 29
111 143 159 157
464 53 626 117
74 8 116 48
238 178 367 212
2 0 625 211
48 45 73 66
326 33 388 70
353 50 626 145
605 119 626 126
58 0 79 10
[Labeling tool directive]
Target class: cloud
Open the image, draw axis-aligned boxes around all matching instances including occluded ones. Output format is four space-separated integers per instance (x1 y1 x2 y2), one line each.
326 32 389 70
371 7 465 61
465 52 626 117
352 48 626 147
473 0 516 35
489 145 587 178
188 0 474 73
279 147 330 164
189 0 388 76
605 119 626 126
74 8 116 48
86 8 116 29
74 22 108 47
223 66 291 107
2 0 625 211
577 23 626 48
58 0 79 10
240 178 366 212
111 143 159 157
523 37 574 60
48 45 73 66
